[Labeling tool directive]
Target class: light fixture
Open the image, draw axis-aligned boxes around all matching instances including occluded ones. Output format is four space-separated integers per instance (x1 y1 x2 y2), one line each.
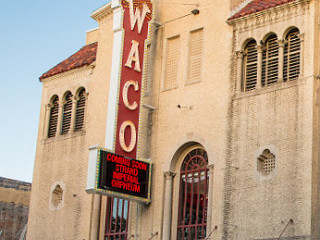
191 9 200 15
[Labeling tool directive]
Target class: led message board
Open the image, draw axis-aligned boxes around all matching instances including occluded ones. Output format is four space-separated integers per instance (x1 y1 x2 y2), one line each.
87 147 152 204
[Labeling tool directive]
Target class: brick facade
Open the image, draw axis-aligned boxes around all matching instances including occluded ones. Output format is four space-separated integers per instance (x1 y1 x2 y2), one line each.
27 0 320 239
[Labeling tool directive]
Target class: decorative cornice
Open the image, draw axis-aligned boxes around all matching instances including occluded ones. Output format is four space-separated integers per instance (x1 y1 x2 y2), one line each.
228 0 311 28
91 2 113 21
42 66 92 87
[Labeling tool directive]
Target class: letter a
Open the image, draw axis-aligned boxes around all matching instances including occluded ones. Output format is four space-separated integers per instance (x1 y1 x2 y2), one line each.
126 0 150 34
125 40 141 72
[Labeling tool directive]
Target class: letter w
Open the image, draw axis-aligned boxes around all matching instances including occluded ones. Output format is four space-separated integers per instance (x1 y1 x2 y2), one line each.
126 0 150 34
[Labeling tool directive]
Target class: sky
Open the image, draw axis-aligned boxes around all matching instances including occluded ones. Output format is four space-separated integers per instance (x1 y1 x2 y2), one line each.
0 0 109 183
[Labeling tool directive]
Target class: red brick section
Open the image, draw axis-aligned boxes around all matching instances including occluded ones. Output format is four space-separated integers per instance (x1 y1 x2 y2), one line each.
229 0 296 20
40 42 98 80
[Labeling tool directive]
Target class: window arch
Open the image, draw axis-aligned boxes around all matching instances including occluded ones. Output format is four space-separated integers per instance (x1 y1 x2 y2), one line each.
283 28 300 82
74 88 86 131
177 148 208 240
243 39 258 91
48 95 59 138
61 91 73 135
262 33 279 86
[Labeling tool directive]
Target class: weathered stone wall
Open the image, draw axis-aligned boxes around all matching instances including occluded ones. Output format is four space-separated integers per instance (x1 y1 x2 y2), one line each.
0 177 31 240
226 1 315 239
227 81 313 239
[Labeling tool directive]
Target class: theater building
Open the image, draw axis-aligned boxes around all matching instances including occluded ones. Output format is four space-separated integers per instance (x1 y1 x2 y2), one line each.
27 0 320 239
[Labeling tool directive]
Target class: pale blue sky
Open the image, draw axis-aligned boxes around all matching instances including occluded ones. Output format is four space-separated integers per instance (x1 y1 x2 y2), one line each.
0 0 108 182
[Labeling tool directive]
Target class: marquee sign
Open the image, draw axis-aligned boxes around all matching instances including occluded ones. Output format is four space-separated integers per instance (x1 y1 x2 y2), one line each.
87 148 152 203
116 0 153 159
86 0 153 204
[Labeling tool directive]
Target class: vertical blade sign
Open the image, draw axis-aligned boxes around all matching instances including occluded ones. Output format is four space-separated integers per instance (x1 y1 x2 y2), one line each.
116 0 153 158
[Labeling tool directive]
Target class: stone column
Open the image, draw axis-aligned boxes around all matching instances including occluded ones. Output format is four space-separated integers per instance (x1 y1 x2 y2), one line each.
162 171 174 240
206 164 214 238
70 96 78 132
56 103 64 136
256 45 264 89
298 33 305 78
278 39 286 82
44 104 52 138
90 194 101 240
235 51 244 92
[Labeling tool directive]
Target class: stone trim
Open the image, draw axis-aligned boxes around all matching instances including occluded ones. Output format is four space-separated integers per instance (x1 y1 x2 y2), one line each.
91 2 112 21
228 0 310 32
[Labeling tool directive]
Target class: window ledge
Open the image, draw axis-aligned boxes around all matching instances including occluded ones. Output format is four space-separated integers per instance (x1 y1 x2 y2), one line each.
233 77 307 100
42 129 86 144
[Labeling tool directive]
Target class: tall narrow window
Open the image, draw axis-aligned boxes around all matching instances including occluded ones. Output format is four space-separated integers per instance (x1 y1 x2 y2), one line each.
48 95 59 138
177 148 209 240
164 36 180 90
187 28 204 84
143 44 151 94
74 88 86 131
262 34 279 86
61 92 73 135
105 198 130 240
243 40 257 91
283 28 300 82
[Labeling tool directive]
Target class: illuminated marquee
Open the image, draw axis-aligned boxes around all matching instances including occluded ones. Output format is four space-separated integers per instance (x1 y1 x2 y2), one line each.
86 0 153 204
116 0 153 158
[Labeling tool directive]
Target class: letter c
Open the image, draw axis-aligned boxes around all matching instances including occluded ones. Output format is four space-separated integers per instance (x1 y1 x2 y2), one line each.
123 80 139 110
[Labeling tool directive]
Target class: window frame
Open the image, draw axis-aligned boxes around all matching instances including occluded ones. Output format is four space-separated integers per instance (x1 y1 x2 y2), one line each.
283 28 301 82
242 39 258 92
186 28 204 85
61 91 73 135
47 95 59 138
176 147 209 240
104 198 130 240
262 33 279 86
162 34 181 91
74 88 87 132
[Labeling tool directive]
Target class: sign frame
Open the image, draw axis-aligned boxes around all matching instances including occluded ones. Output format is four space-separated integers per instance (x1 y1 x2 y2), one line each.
86 146 152 204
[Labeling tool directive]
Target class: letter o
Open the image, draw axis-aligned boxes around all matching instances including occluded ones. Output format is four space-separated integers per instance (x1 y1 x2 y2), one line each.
119 120 137 152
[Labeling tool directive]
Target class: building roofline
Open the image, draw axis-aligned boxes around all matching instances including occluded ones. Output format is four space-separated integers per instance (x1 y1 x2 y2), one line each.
91 2 112 21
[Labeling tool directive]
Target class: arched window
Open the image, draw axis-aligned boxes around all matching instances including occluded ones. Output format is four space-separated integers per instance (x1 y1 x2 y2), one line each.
243 40 258 91
177 148 208 240
51 185 63 207
262 34 279 86
48 95 59 138
61 92 73 135
74 88 86 131
283 28 300 82
105 198 130 240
